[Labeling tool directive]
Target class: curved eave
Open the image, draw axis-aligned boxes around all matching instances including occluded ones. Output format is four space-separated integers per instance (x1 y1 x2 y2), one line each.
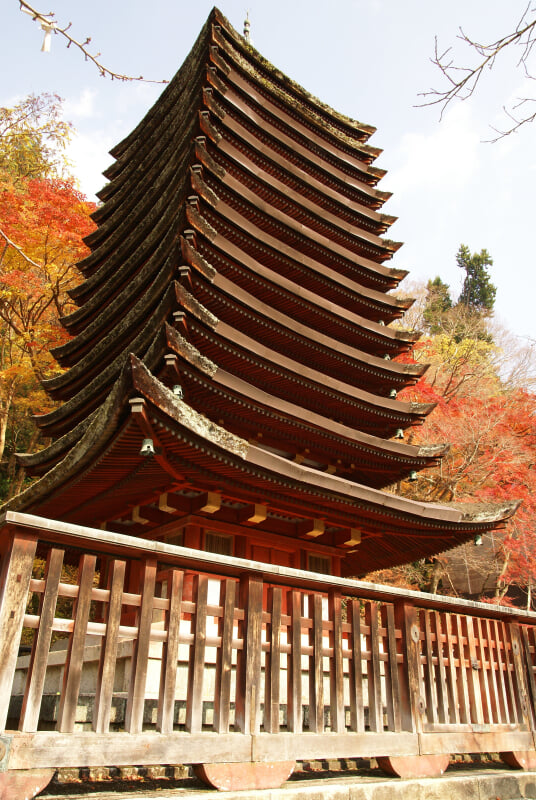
3 362 139 519
133 360 519 534
176 308 435 436
8 359 516 576
183 236 417 343
186 203 410 320
195 139 400 261
16 411 99 476
191 174 403 293
206 59 382 188
57 227 177 350
34 287 176 437
71 160 189 306
193 160 399 283
199 109 391 236
187 270 426 391
46 262 176 398
211 12 377 144
164 328 444 483
203 89 391 213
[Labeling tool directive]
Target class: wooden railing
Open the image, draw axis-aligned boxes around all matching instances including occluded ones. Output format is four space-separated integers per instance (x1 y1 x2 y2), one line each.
1 511 536 795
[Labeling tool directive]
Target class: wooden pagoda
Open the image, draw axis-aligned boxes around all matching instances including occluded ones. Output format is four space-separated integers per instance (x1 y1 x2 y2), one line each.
5 8 515 577
0 11 532 798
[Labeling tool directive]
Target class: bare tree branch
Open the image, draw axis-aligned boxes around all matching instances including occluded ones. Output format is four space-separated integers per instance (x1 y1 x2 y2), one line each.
0 226 41 268
419 4 536 140
19 1 169 85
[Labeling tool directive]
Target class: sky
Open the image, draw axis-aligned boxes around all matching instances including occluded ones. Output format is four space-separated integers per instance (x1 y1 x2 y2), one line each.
2 0 535 343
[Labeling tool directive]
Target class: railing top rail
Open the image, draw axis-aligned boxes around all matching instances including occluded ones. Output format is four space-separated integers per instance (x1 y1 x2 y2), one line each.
2 510 533 623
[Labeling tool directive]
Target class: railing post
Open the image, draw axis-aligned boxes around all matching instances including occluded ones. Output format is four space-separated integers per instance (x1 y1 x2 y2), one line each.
520 625 536 731
235 572 263 734
508 622 533 729
0 530 37 730
394 601 424 732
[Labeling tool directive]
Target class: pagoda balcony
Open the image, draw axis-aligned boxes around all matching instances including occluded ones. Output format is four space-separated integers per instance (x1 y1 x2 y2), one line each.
0 511 535 796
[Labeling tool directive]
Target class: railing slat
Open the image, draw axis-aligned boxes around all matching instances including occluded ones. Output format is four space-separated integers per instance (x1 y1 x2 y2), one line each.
264 586 282 734
521 626 536 729
464 615 484 725
383 604 401 732
493 618 510 723
185 574 209 733
395 602 422 733
365 602 382 732
287 589 302 732
124 558 157 734
156 568 184 734
309 592 324 733
20 547 64 732
444 613 460 725
0 532 38 730
509 623 532 730
485 618 500 725
476 617 492 724
348 599 364 733
433 612 449 725
57 554 97 733
500 620 519 724
329 590 345 733
213 578 235 733
93 559 126 734
455 615 470 724
424 610 438 725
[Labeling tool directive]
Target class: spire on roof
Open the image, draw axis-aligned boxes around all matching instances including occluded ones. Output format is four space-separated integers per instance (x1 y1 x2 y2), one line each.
243 12 251 43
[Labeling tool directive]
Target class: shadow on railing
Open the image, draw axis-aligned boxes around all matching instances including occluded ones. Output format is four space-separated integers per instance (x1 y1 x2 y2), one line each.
0 511 536 796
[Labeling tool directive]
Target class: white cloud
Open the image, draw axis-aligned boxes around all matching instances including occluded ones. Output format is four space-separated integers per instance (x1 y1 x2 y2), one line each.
387 103 481 197
64 88 98 119
66 129 115 200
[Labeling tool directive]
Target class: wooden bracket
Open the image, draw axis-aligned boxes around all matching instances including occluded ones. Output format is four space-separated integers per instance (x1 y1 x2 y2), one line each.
200 492 221 514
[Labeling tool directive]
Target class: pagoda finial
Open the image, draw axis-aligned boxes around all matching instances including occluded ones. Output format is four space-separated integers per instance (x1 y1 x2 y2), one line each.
243 12 251 43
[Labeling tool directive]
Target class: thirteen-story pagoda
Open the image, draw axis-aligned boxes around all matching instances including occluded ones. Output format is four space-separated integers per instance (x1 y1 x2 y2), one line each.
5 8 516 577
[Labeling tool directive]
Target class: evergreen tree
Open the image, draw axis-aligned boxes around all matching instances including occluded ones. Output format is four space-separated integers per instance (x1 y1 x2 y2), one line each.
423 276 452 334
457 244 497 313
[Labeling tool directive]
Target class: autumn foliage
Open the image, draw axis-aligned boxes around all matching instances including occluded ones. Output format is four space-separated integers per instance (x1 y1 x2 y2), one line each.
0 94 95 495
371 293 536 608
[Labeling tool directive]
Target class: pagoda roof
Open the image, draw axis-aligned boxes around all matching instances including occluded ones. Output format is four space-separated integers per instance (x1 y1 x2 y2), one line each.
8 358 517 575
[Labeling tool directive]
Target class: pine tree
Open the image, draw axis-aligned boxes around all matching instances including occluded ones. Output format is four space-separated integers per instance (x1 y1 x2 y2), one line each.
423 276 452 334
457 244 497 313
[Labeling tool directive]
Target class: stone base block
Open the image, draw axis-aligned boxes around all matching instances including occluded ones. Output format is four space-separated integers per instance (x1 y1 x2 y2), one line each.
377 754 450 778
195 760 295 791
0 768 54 800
